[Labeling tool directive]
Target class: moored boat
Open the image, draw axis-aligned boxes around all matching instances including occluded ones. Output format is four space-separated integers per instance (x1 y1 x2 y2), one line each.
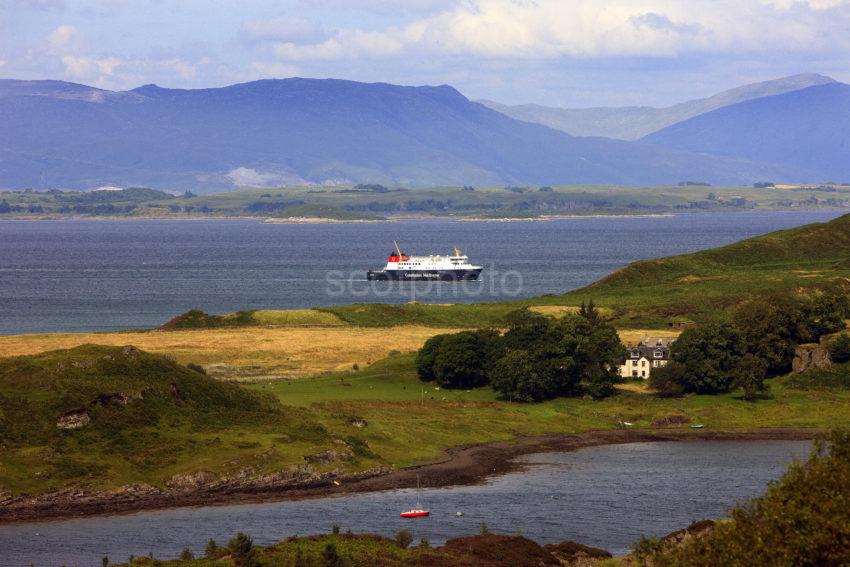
400 475 430 518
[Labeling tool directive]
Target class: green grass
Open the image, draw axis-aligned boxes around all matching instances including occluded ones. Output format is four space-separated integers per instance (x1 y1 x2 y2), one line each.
248 353 850 470
0 345 337 495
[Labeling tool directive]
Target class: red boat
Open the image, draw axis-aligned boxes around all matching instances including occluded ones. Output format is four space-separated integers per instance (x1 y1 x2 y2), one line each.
400 509 430 518
400 476 430 518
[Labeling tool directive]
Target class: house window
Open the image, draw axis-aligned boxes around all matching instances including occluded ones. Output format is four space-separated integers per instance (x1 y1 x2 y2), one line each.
632 371 638 377
641 360 646 367
641 371 646 377
654 351 664 358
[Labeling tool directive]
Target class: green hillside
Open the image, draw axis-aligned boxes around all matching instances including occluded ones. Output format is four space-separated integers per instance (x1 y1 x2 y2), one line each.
567 212 850 325
0 345 331 494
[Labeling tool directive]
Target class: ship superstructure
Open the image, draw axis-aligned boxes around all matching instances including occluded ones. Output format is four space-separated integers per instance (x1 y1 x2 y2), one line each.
367 241 483 281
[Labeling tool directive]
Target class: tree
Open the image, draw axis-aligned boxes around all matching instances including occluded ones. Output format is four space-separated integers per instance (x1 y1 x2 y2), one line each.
204 539 219 559
179 548 194 561
228 532 258 567
578 299 602 326
648 361 687 397
808 292 850 338
491 350 555 402
671 323 747 394
732 354 769 401
430 330 502 389
733 298 802 375
502 309 551 351
830 333 850 363
395 529 413 549
416 333 447 382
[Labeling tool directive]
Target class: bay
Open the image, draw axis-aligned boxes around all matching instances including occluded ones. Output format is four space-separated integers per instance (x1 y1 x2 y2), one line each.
0 440 811 566
0 211 842 335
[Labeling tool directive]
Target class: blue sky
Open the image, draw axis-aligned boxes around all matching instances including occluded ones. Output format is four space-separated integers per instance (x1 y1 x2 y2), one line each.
1 0 849 107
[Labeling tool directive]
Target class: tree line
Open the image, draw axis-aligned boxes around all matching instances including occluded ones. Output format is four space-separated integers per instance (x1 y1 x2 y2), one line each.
650 291 850 400
416 302 623 401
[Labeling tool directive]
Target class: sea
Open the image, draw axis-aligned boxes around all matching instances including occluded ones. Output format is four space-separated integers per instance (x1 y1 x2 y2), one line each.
0 210 843 335
0 440 812 566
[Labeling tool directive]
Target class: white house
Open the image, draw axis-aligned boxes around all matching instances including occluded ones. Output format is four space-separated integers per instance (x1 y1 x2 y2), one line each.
618 337 674 380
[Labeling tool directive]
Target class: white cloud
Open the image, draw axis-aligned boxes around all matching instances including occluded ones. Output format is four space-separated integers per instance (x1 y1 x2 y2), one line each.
48 24 79 50
160 58 197 79
268 0 850 62
225 167 306 187
61 54 123 80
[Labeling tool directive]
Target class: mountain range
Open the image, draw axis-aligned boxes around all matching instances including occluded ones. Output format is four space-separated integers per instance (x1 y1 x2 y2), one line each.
480 74 836 140
0 75 844 191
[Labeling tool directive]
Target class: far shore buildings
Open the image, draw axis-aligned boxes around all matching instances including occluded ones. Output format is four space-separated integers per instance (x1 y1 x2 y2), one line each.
618 337 674 380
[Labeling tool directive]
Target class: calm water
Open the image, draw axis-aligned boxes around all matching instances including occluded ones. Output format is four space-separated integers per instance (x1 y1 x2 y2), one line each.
0 211 842 335
0 440 810 566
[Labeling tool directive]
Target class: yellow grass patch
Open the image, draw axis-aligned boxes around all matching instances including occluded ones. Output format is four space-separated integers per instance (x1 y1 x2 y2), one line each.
529 305 613 317
0 326 460 381
617 328 681 346
675 274 724 284
251 309 346 326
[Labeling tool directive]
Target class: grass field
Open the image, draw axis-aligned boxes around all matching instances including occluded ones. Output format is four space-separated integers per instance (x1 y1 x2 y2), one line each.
3 344 849 498
246 353 850 471
0 325 458 381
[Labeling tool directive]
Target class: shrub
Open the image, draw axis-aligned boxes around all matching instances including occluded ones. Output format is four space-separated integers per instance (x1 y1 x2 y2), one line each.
322 543 342 567
395 529 413 549
186 363 206 375
644 430 850 565
228 533 258 567
831 333 850 363
179 548 194 561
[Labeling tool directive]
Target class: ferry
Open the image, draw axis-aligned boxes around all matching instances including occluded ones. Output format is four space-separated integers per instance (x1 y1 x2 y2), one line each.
367 241 483 281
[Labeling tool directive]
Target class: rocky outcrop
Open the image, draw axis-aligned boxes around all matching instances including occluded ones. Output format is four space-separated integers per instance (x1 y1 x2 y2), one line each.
304 448 354 464
792 344 833 373
544 541 612 566
56 409 91 429
0 464 392 523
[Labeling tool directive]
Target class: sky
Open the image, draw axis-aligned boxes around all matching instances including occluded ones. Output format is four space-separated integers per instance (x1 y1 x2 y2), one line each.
1 0 850 107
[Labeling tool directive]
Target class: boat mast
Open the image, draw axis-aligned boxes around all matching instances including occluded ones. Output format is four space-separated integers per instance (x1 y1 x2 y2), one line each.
393 240 403 256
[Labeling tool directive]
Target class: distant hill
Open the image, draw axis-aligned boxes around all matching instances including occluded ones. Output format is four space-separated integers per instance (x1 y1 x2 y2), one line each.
0 77 795 191
480 74 836 140
641 82 850 182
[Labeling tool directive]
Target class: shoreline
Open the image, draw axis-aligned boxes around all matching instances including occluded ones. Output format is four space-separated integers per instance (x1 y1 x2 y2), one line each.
1 209 836 223
0 427 818 526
